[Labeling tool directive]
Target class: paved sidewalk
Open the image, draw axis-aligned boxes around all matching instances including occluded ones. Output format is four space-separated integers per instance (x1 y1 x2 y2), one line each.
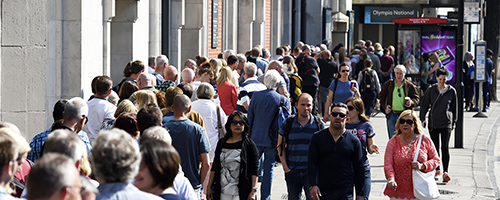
266 87 500 200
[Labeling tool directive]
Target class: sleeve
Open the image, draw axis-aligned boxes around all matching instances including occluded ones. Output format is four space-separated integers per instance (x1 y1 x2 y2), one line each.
421 135 440 173
384 138 396 179
373 70 381 94
211 140 223 172
279 117 288 136
328 79 336 92
378 81 389 111
231 85 238 110
248 140 260 176
352 137 366 196
406 81 420 108
451 88 458 126
357 71 363 85
198 126 211 153
419 88 431 122
366 123 376 138
247 98 255 129
308 133 320 186
105 105 117 120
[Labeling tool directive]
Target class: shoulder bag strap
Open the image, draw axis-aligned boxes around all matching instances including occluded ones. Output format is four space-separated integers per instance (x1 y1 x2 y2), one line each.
216 105 224 138
413 134 423 162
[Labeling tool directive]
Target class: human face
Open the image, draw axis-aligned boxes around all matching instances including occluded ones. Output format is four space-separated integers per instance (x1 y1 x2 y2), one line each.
134 161 155 193
230 115 245 134
398 114 415 134
394 68 405 82
339 66 350 78
437 75 447 87
346 101 358 120
328 107 348 129
296 96 313 119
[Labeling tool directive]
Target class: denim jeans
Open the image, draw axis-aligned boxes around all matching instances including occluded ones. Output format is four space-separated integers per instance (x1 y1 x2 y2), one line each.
386 111 401 139
285 169 312 200
363 170 371 200
257 146 277 200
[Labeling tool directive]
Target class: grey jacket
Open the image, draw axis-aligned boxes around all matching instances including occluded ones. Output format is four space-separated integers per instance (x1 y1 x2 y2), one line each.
419 84 458 129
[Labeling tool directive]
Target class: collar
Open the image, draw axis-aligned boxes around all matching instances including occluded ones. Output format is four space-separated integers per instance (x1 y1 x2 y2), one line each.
93 96 107 101
245 76 259 82
293 114 315 126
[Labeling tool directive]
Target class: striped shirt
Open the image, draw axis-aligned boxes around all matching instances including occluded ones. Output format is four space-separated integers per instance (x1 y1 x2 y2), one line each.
236 77 266 113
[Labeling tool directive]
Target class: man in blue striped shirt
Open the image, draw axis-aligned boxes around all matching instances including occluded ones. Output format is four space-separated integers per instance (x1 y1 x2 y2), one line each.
278 93 324 200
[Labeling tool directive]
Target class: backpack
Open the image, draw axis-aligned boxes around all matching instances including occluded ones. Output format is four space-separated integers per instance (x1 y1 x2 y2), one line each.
360 69 374 92
279 115 324 156
288 74 303 104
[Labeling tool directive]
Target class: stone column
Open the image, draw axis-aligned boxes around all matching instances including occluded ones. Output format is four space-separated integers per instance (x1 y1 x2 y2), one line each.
149 0 161 56
182 0 205 66
271 0 282 52
302 0 322 45
253 0 265 46
223 0 238 52
237 0 255 53
103 0 115 76
282 0 292 46
169 0 185 69
110 0 149 83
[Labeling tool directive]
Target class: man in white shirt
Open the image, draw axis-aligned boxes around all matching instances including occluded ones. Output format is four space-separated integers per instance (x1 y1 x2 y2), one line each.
84 76 117 143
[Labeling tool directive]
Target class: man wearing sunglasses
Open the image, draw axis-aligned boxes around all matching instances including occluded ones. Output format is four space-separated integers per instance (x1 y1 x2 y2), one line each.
378 65 419 139
308 103 365 200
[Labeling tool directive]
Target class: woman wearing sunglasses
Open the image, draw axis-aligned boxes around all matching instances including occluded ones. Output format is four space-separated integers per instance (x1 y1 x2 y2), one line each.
207 111 259 200
419 67 457 183
323 63 360 121
345 97 379 200
383 110 440 199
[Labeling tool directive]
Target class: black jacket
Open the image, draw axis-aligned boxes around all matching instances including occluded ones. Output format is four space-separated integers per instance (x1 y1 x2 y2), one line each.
419 83 458 129
211 137 259 200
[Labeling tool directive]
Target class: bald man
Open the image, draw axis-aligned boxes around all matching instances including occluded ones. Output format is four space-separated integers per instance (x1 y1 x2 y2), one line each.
129 73 157 102
181 68 195 84
156 65 178 92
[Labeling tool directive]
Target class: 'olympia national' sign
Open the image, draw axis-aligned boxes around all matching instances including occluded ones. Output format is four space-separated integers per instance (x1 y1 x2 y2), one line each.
364 7 419 24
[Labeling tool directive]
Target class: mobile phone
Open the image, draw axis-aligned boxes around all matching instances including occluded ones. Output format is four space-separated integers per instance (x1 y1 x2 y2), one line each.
350 82 357 89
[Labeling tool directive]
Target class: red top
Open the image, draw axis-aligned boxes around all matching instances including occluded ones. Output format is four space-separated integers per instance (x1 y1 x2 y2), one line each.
13 160 32 197
384 134 440 199
217 81 238 115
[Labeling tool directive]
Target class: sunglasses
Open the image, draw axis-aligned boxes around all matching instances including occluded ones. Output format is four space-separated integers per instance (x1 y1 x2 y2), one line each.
347 105 355 111
231 120 245 126
397 88 402 98
399 118 414 125
341 69 350 73
331 112 347 118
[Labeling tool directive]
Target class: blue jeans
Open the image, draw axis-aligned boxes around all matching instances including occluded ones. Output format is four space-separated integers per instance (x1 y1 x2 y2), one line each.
257 146 277 200
285 169 311 200
386 111 401 139
363 170 371 200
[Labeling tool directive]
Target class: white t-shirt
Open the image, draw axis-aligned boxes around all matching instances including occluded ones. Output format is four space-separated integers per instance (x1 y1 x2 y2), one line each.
191 99 227 162
84 97 116 143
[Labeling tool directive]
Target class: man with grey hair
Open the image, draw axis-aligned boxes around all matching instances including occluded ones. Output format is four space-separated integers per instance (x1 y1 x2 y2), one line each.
26 153 82 200
148 56 156 74
129 72 157 102
43 129 83 164
184 59 197 73
257 61 290 98
236 53 250 85
236 62 266 112
140 126 199 200
247 69 290 200
165 95 210 196
181 68 195 84
91 129 163 200
222 49 234 61
153 55 169 85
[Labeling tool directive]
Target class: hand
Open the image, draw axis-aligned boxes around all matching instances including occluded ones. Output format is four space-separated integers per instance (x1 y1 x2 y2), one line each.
385 105 392 115
411 161 425 171
350 86 358 93
206 187 213 200
387 180 397 191
356 195 364 200
323 114 329 122
369 144 380 154
422 121 427 128
247 190 257 200
283 167 291 173
309 186 322 200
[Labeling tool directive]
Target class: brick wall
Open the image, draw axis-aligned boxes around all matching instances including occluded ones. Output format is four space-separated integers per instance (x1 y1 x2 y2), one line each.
265 0 271 50
208 0 223 59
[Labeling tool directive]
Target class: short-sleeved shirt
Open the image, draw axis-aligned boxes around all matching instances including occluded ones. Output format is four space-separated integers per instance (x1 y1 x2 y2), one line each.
279 115 323 170
328 79 357 104
346 121 376 171
379 55 394 72
391 83 405 111
165 119 211 189
84 97 117 143
236 77 266 113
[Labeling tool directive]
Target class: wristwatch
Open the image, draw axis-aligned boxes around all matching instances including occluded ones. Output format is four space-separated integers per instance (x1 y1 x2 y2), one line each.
252 187 258 191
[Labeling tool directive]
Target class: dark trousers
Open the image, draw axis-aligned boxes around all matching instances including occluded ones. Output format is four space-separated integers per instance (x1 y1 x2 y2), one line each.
360 90 377 117
285 169 311 200
474 82 490 109
430 128 451 172
302 86 319 115
319 187 353 200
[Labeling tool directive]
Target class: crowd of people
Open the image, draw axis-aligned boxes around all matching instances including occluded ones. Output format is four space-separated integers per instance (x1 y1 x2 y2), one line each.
0 39 491 200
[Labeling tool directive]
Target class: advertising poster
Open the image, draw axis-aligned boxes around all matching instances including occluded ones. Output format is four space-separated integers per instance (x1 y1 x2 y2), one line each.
421 30 457 84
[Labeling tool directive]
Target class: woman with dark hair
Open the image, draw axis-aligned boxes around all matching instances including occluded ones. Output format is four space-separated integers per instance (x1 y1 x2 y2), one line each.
419 67 457 183
113 112 140 139
345 97 379 200
323 63 360 121
113 60 144 93
118 80 139 104
207 111 259 200
134 139 181 200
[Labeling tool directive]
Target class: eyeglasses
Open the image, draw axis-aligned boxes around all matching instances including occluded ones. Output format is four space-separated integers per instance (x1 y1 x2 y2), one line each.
82 116 88 124
347 106 355 111
341 69 350 73
399 118 414 125
231 120 245 126
397 88 402 98
331 112 347 118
